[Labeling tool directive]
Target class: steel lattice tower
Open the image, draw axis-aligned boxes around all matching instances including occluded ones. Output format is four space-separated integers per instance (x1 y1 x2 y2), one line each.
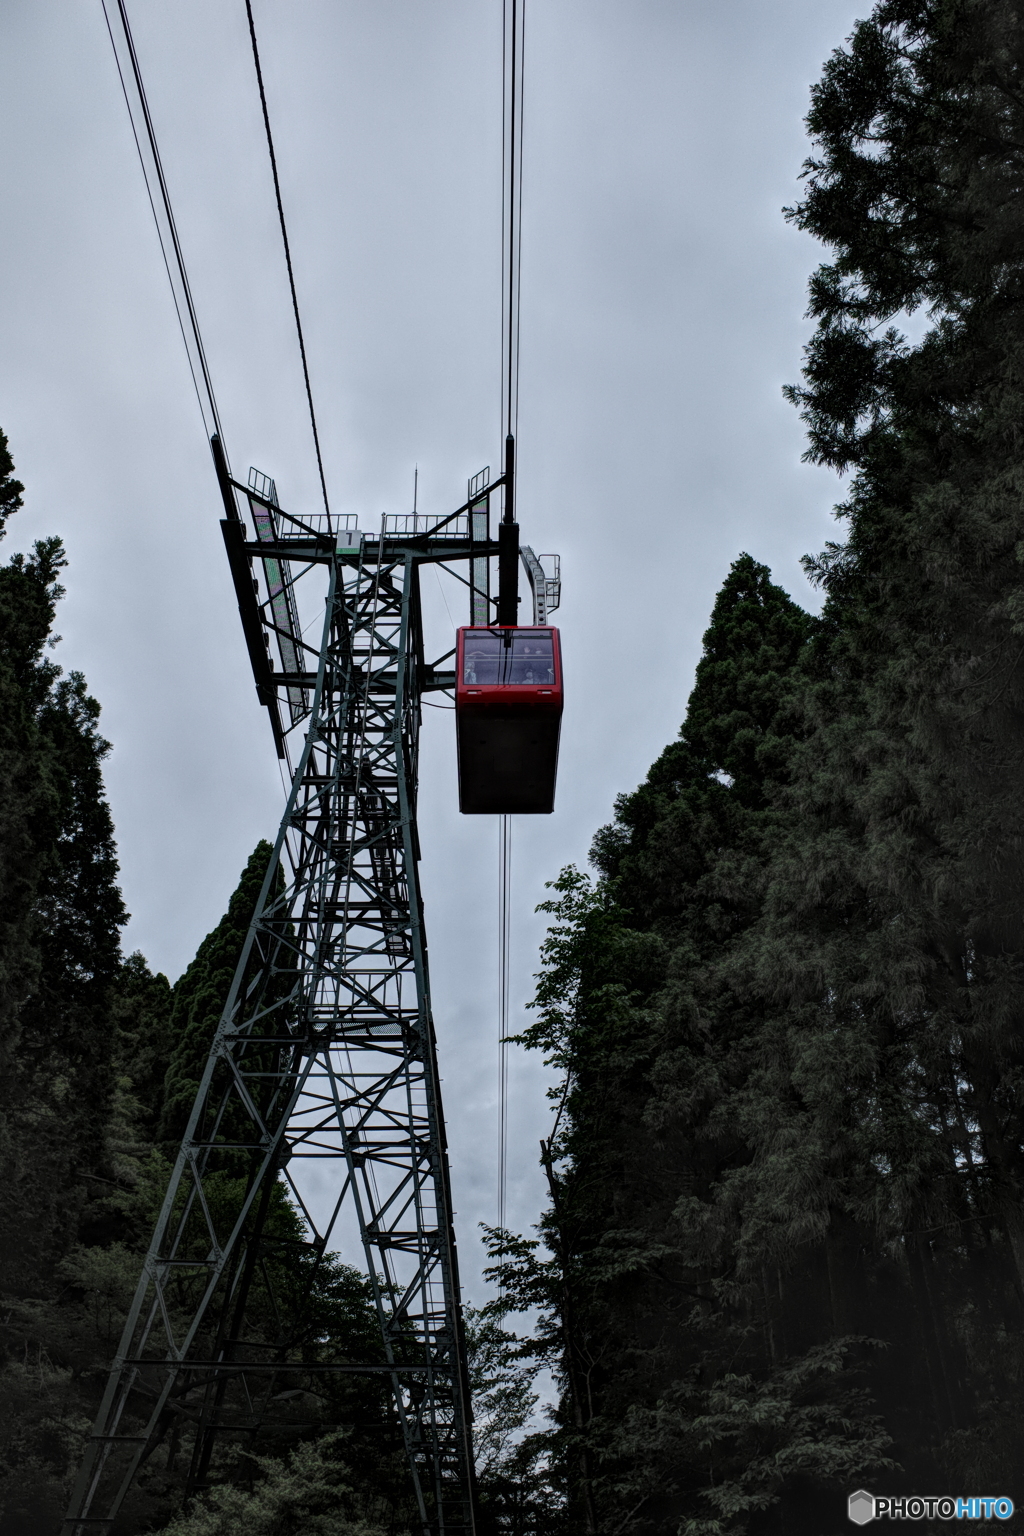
63 461 507 1536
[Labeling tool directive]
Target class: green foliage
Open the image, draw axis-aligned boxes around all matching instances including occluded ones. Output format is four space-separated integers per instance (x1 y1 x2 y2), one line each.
160 841 276 1145
0 532 65 1069
499 6 1024 1530
496 556 866 1533
466 1307 541 1479
0 436 127 1296
156 1432 394 1536
0 1337 87 1536
0 960 178 1532
112 951 175 1139
500 559 914 1529
466 1293 567 1534
616 1340 895 1536
0 428 24 538
776 0 1024 1328
0 431 148 1529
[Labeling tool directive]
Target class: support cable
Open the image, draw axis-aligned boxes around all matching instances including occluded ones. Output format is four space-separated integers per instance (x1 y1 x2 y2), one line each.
102 0 225 446
498 815 512 1274
244 0 333 531
496 0 525 1263
502 0 526 443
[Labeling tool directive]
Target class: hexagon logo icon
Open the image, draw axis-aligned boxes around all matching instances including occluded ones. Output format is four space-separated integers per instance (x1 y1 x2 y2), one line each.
848 1490 875 1525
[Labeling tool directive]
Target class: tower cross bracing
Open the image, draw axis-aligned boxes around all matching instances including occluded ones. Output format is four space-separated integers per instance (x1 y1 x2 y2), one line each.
63 476 503 1536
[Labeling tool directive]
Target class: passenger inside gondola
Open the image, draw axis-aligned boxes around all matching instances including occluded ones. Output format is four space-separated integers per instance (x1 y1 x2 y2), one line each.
511 636 554 685
462 630 554 686
463 632 500 685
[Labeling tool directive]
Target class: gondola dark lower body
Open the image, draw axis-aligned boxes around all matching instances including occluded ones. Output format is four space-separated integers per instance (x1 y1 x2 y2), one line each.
457 705 561 813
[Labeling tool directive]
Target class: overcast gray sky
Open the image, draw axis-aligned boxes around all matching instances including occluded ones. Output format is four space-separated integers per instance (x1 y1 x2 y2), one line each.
1 0 862 1302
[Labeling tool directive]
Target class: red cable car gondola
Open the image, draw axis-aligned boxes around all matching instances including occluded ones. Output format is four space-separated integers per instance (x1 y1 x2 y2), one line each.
456 625 563 813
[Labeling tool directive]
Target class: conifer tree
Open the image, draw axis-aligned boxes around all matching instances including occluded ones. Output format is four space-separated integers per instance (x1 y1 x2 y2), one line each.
0 428 39 1062
0 431 127 1291
513 5 1024 1527
160 840 275 1145
504 558 903 1533
771 0 1024 1478
0 430 134 1529
111 951 175 1143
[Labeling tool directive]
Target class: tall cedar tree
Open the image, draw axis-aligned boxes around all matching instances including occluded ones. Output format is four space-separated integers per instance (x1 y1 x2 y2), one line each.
512 2 1024 1529
508 560 892 1534
0 428 127 1290
773 0 1024 1495
159 839 275 1146
0 427 138 1532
